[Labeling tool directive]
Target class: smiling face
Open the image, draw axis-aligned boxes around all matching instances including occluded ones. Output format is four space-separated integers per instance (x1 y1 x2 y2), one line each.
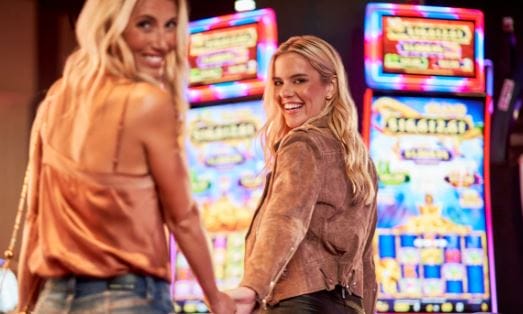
123 0 177 81
272 52 334 129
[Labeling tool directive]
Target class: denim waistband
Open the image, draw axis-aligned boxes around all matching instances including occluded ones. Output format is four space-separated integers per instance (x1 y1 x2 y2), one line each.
46 274 167 298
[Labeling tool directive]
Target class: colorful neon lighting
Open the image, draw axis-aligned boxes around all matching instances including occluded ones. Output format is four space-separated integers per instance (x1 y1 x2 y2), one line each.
362 89 496 313
188 9 277 103
171 100 267 312
482 59 497 312
362 87 497 313
364 3 484 93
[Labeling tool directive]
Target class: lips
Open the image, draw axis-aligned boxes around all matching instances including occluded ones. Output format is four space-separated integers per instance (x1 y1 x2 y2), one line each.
283 103 303 111
141 54 164 68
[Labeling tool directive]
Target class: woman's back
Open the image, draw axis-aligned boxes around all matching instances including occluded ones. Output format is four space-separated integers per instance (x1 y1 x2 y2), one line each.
16 0 236 312
46 77 150 175
31 77 172 280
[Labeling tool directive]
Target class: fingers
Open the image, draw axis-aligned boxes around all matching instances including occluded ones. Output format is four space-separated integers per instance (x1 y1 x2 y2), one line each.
236 302 256 314
223 288 257 313
224 287 257 304
206 291 236 314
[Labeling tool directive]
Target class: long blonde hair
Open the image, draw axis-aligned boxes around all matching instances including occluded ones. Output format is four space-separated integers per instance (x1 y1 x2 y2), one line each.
260 35 375 206
58 0 189 117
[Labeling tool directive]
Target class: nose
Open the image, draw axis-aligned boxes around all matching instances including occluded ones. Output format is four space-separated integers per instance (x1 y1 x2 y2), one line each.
152 30 171 52
279 83 294 98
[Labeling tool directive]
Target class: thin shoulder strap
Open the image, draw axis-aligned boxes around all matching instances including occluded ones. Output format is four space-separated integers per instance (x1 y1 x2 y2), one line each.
1 164 29 274
2 91 52 267
112 84 134 172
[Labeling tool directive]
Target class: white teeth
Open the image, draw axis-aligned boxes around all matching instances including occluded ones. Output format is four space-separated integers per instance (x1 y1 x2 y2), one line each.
144 56 163 66
284 103 302 110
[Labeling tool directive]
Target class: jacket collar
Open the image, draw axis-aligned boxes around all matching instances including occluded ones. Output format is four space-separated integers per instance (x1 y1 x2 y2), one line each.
308 114 330 128
273 114 330 151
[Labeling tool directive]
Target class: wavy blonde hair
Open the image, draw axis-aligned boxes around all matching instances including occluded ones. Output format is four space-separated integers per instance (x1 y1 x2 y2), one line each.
57 0 189 117
260 35 374 206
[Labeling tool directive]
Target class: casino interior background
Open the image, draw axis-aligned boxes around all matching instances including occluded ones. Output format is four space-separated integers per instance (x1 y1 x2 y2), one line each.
0 0 522 313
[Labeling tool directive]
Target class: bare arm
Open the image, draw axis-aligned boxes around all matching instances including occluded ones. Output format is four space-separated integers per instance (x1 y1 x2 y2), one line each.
135 84 234 314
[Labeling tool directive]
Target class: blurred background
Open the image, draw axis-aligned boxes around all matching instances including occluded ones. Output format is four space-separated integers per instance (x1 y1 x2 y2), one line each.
1 0 522 313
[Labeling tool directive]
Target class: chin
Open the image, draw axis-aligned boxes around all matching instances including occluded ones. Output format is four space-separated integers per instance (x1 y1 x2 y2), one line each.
137 68 163 80
148 71 163 79
286 122 304 129
284 115 307 129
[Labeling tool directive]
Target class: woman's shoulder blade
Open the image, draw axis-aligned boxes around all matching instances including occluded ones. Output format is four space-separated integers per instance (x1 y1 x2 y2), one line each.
120 81 173 116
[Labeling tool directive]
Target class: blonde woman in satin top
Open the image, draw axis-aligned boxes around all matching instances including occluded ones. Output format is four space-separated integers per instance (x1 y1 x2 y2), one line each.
16 0 235 313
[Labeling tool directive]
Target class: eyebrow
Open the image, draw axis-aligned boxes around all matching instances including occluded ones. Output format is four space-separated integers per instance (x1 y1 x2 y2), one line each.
134 14 154 20
135 14 177 21
273 73 309 80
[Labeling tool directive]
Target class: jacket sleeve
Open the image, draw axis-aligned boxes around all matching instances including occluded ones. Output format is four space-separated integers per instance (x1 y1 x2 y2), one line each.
240 131 323 303
363 161 378 314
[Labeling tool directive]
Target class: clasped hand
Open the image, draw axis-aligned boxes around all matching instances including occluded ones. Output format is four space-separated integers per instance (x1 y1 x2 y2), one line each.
224 286 257 314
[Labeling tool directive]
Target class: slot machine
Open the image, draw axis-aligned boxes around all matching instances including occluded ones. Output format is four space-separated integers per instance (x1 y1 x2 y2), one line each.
362 3 497 313
170 9 277 313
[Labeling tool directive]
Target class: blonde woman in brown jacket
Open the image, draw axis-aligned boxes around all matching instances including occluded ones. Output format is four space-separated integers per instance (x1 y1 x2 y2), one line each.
227 35 378 314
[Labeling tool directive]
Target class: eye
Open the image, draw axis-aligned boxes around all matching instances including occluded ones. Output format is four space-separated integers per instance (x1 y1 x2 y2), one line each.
137 19 153 30
165 19 178 29
293 77 307 84
273 79 283 86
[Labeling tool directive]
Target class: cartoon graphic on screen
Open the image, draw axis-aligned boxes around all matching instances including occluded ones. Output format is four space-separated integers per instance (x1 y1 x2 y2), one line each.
376 258 401 294
395 193 470 234
201 194 252 232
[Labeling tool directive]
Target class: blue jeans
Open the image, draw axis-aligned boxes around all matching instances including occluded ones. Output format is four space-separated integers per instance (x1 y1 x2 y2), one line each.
33 274 174 314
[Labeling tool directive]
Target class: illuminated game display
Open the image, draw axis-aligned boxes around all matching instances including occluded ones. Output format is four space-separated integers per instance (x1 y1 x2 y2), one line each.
368 95 492 313
363 3 496 313
188 9 277 103
381 16 476 78
172 101 265 313
364 3 484 93
171 9 277 313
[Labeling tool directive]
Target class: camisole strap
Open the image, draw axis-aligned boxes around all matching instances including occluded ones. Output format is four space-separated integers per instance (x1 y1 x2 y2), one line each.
112 84 133 172
41 141 154 189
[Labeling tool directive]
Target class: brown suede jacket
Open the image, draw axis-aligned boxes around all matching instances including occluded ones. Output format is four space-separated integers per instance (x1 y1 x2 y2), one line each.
240 115 378 314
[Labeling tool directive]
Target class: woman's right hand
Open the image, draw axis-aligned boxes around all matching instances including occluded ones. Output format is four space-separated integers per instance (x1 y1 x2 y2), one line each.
207 291 236 314
225 286 257 314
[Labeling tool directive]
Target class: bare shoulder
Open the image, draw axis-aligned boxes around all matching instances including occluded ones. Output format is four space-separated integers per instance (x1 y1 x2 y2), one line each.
128 82 174 114
36 78 64 119
41 78 64 106
120 82 178 135
47 78 64 95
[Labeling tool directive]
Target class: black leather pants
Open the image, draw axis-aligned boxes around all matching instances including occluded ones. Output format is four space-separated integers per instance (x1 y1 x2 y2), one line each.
265 285 365 314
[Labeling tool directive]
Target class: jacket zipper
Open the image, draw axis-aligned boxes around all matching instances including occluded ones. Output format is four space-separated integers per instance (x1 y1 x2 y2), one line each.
261 202 315 309
261 241 298 309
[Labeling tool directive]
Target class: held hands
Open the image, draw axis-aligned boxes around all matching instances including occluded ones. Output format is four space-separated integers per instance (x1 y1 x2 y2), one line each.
225 286 257 314
206 291 236 314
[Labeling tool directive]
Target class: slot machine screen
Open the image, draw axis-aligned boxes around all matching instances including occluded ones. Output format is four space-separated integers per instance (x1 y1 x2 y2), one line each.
369 94 494 313
172 99 265 312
